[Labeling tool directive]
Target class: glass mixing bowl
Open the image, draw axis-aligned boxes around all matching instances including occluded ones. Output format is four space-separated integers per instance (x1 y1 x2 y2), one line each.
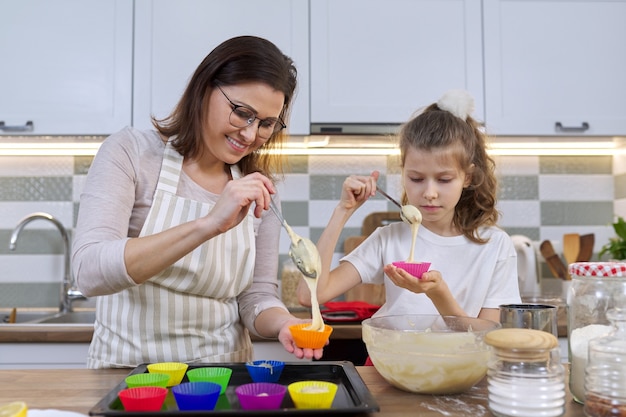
362 314 500 394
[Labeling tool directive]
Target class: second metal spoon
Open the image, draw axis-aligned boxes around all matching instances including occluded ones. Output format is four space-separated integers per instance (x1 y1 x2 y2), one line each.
377 187 421 226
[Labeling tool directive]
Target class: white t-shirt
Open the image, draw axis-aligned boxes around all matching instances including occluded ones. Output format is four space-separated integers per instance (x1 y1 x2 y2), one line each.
342 222 521 317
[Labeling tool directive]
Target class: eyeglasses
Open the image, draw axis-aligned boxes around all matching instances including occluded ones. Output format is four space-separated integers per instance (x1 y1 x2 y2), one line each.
215 84 286 140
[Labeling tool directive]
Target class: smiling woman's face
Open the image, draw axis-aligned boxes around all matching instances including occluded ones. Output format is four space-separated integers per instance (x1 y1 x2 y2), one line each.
203 82 285 165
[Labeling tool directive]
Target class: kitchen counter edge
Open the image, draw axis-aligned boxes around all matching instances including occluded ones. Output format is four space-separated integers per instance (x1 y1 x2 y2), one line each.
0 309 362 343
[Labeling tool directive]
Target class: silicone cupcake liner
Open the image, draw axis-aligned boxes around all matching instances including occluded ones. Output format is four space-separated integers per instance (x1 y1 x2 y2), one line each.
235 382 287 410
392 261 431 278
118 386 167 411
185 367 232 395
171 382 221 411
125 372 169 388
146 362 188 387
245 360 285 383
287 381 338 409
289 324 333 349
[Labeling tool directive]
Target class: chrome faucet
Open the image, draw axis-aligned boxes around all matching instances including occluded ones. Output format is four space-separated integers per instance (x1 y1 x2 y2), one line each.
9 212 86 313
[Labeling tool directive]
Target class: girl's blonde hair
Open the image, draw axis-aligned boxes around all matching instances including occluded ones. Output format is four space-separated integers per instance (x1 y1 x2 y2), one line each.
399 102 499 244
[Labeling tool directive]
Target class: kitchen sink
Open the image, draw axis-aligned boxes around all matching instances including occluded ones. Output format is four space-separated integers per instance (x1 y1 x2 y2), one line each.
29 311 96 324
1 311 51 324
0 308 96 325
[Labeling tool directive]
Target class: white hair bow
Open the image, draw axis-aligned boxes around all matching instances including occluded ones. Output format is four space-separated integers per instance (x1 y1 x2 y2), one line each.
437 90 475 121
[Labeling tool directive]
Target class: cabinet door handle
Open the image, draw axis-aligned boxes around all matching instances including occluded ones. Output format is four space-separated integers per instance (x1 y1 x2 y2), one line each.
0 121 34 132
554 122 589 133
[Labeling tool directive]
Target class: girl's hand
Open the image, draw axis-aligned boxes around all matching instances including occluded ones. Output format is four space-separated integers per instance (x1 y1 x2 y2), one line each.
340 171 380 211
385 265 467 317
384 264 444 294
277 318 325 360
207 172 275 233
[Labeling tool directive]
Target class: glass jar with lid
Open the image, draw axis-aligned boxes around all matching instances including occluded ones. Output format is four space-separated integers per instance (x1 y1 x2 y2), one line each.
567 262 626 404
484 328 565 417
281 260 304 310
584 308 626 417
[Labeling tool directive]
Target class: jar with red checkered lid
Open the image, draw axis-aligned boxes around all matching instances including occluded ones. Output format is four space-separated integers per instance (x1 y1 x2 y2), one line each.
567 262 626 405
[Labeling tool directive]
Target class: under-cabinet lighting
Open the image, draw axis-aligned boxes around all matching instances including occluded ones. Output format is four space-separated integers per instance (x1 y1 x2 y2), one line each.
0 136 624 156
0 137 103 156
264 136 625 156
274 147 401 155
488 140 622 156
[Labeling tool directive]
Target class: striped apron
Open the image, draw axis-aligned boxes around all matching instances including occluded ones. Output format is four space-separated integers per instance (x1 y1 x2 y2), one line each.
87 142 256 368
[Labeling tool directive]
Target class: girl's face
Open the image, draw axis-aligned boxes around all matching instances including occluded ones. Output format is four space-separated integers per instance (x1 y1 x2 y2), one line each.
203 82 284 165
402 146 472 236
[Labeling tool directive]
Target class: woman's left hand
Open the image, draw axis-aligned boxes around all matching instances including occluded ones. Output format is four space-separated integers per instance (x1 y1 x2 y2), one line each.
277 318 325 360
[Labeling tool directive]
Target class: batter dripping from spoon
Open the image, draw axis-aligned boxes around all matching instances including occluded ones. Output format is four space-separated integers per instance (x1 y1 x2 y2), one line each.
269 200 325 331
403 204 422 262
376 187 423 262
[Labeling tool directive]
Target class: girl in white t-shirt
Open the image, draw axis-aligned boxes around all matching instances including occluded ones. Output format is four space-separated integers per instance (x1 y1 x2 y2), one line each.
298 90 521 323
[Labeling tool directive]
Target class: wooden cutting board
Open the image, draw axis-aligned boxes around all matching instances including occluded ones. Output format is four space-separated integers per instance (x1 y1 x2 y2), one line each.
343 236 385 305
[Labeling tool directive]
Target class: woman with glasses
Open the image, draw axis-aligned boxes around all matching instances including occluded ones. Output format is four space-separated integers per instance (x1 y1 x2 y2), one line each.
72 36 320 368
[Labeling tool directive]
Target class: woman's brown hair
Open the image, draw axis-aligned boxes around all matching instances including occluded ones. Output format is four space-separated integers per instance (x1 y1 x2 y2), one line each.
152 36 297 181
399 103 499 244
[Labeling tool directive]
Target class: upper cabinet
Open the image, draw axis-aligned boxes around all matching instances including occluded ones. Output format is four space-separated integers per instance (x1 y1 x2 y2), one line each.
133 0 310 135
483 0 626 136
3 0 625 138
0 0 133 136
309 0 484 133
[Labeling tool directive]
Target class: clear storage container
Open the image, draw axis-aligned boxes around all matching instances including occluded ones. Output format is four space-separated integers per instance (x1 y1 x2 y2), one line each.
584 308 626 417
567 262 626 404
484 328 565 417
280 261 304 309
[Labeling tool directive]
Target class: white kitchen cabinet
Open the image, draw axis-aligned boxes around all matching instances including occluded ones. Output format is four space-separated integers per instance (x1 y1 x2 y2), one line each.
0 343 90 369
133 0 310 135
0 0 133 135
483 0 626 136
309 0 484 133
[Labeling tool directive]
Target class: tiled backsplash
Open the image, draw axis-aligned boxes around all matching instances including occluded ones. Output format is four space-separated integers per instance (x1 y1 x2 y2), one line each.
1 148 625 307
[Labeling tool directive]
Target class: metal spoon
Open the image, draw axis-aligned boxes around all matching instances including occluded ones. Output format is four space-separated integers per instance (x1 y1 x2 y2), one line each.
269 199 320 279
377 188 422 226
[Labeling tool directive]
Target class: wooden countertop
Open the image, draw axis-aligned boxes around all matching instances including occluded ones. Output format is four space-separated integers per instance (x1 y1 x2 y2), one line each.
0 366 584 417
0 306 567 343
0 308 95 343
0 325 94 343
0 309 362 343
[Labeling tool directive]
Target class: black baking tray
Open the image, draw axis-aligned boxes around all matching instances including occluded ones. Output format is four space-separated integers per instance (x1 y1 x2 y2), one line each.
89 361 379 416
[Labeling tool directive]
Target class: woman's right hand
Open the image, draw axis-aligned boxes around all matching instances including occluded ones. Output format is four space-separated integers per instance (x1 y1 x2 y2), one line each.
206 172 276 234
